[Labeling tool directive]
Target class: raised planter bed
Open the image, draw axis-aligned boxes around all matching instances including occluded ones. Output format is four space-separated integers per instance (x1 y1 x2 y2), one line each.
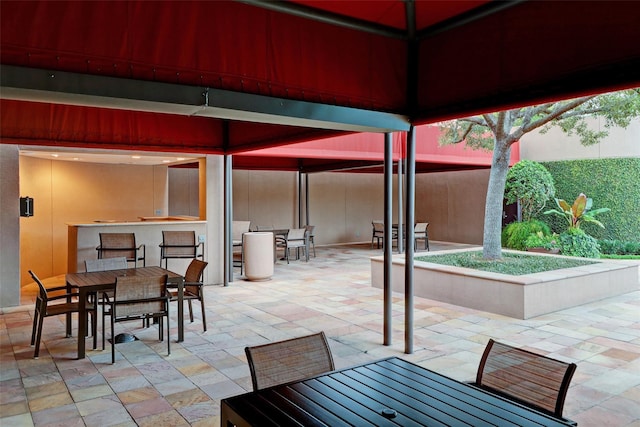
371 248 639 319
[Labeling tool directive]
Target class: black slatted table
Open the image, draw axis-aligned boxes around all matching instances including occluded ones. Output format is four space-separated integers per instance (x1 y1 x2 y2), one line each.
221 357 575 426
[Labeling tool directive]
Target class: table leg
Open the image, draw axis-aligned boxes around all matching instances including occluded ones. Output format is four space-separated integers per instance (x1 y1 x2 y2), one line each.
177 277 184 342
77 288 87 359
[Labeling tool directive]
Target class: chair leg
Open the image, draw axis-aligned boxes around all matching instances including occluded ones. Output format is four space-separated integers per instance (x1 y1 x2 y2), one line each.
30 306 40 345
200 296 207 332
33 312 45 358
111 313 115 363
188 300 194 323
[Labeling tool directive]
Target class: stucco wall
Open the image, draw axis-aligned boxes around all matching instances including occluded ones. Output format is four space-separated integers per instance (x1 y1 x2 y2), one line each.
18 156 169 286
15 157 489 293
520 117 640 161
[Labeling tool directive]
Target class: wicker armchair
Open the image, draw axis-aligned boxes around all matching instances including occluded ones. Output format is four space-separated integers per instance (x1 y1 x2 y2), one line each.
159 230 204 269
103 274 169 363
29 270 96 358
245 331 334 391
167 259 208 331
473 339 577 424
96 233 145 267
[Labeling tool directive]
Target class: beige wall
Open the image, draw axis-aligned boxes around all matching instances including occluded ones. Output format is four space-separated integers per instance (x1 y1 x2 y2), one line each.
19 156 169 286
168 167 199 217
14 153 488 294
520 117 640 161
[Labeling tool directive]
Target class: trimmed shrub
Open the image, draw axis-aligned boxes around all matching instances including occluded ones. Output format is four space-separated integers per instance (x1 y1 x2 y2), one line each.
558 228 600 258
540 158 640 242
502 220 551 251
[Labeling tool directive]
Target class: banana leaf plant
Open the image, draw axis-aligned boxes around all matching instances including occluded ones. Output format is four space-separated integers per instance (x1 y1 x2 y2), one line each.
544 193 610 230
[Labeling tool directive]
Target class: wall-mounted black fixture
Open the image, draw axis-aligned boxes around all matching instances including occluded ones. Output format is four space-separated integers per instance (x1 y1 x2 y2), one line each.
20 196 34 217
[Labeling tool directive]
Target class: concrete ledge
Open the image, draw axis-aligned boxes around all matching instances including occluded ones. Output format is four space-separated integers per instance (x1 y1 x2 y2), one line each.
371 248 639 319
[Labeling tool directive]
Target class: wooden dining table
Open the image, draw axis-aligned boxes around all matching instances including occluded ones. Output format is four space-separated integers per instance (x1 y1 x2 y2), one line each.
221 356 576 426
65 266 184 359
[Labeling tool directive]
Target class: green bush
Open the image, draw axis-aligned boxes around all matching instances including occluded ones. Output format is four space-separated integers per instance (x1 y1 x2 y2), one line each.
502 220 551 251
540 158 640 242
599 239 640 255
558 228 601 258
505 160 556 221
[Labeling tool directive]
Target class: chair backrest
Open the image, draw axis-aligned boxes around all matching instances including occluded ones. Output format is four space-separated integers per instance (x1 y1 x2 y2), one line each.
184 259 208 293
99 233 137 259
28 270 48 302
162 230 196 257
255 225 274 231
233 221 251 243
113 274 168 318
245 331 335 391
476 339 577 418
287 228 307 241
414 222 429 234
304 225 315 236
372 221 384 233
85 257 128 272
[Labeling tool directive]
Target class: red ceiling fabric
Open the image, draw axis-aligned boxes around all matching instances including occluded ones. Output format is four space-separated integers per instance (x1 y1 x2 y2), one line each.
1 0 407 111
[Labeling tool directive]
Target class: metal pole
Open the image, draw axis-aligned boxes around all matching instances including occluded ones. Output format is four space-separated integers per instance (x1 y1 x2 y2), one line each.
224 154 233 285
397 157 404 254
298 171 303 228
405 126 416 354
383 132 393 346
305 173 310 226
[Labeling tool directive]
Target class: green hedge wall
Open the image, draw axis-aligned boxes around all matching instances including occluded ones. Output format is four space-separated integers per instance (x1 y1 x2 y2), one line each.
537 158 640 242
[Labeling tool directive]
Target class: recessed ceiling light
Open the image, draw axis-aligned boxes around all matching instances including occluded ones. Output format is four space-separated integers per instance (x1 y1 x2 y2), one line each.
176 157 185 161
51 154 59 157
131 155 141 159
162 160 171 163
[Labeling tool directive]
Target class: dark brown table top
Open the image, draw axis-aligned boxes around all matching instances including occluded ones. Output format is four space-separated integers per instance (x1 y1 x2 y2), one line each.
221 357 575 427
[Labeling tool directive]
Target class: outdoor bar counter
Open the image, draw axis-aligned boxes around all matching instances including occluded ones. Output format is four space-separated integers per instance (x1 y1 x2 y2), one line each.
67 218 206 273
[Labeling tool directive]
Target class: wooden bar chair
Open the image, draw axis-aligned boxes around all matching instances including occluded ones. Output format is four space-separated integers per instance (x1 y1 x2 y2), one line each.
166 259 208 331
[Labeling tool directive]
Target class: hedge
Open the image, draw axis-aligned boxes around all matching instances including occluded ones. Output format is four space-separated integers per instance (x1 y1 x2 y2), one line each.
537 158 640 242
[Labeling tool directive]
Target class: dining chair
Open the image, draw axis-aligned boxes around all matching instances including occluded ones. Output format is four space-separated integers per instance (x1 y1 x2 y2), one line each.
96 233 146 267
85 257 128 272
166 259 208 331
473 339 577 423
276 228 308 263
305 225 316 257
371 220 396 249
414 222 430 251
159 230 204 269
29 270 97 358
232 221 251 273
102 274 170 363
245 331 335 391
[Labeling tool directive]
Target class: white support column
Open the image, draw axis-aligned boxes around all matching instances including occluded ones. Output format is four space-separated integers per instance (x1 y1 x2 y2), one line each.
0 145 21 307
203 155 224 285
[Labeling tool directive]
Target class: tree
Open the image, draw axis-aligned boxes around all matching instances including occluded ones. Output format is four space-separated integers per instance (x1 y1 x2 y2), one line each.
505 160 556 222
439 89 640 259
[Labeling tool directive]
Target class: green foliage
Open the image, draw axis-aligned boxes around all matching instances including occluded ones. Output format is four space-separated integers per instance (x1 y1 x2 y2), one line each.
416 251 595 276
598 239 640 255
505 160 556 221
558 228 601 258
524 232 559 250
501 220 551 251
544 193 610 230
540 158 640 241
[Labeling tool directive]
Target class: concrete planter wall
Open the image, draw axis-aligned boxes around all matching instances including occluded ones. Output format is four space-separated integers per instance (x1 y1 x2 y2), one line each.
371 248 639 319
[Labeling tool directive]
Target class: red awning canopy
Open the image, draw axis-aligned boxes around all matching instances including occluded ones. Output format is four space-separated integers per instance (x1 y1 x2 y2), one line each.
1 0 639 158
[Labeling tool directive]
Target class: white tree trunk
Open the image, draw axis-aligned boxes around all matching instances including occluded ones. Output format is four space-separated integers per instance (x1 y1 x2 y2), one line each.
482 137 512 259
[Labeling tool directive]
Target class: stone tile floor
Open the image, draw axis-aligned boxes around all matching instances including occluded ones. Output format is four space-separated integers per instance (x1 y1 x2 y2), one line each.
1 242 639 426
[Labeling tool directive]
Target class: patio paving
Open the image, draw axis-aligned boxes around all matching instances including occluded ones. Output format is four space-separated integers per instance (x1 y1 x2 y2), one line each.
1 242 639 426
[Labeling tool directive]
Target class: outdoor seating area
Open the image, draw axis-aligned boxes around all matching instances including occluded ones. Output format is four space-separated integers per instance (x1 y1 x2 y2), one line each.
2 243 638 426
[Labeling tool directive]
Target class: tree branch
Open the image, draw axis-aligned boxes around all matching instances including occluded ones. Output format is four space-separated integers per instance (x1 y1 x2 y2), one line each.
520 96 595 133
